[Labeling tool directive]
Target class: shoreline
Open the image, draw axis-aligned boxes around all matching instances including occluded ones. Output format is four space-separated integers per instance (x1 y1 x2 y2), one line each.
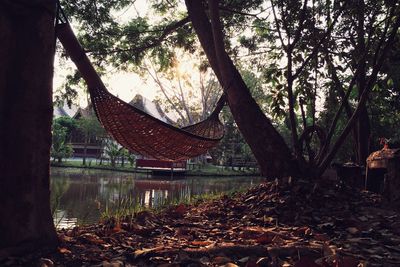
50 162 261 177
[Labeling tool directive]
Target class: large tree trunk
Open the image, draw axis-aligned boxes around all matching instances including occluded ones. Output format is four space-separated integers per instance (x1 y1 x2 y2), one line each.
185 0 299 178
0 0 58 258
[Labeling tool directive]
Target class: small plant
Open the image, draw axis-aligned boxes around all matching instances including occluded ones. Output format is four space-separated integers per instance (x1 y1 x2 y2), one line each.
101 195 146 223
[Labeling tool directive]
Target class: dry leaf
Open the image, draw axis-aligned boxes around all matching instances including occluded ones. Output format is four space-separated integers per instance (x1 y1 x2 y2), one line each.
314 233 330 242
58 247 71 254
255 232 275 244
346 227 359 235
191 240 213 246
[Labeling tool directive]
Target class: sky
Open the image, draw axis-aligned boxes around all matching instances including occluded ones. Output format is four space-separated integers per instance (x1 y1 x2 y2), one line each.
53 56 159 107
53 0 163 107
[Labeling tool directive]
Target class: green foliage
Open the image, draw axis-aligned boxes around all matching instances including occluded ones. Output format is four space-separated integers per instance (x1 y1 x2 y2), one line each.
54 84 78 108
54 116 77 141
58 0 400 167
127 152 136 167
104 139 121 167
77 115 105 142
76 113 106 165
51 119 74 162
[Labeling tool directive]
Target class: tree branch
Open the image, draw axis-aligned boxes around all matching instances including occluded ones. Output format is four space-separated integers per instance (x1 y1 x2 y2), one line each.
143 60 187 123
317 11 400 176
289 0 308 50
292 6 343 80
87 16 190 57
316 3 394 164
271 0 287 50
218 6 264 18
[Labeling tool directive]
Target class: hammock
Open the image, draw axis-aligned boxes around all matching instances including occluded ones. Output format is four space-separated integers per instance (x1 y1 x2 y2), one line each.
56 22 225 161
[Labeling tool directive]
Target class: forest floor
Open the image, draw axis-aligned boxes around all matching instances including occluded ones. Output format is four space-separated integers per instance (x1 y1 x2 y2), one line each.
5 179 400 267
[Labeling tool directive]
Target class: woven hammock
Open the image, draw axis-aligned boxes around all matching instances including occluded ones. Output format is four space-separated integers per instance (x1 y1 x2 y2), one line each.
56 23 225 161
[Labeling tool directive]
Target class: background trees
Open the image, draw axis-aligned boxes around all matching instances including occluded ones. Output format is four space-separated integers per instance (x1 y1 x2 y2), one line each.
51 118 74 163
144 54 222 126
76 115 106 165
58 0 400 179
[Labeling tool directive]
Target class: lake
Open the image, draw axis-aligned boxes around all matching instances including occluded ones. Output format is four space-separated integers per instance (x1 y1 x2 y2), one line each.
50 167 265 229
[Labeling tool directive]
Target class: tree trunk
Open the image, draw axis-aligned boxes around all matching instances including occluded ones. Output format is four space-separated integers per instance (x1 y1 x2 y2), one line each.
0 0 58 258
83 136 88 165
185 0 299 178
356 0 370 165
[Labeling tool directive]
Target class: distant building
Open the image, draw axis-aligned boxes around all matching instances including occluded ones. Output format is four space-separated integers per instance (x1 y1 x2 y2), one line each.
70 105 103 158
53 102 78 119
129 94 175 124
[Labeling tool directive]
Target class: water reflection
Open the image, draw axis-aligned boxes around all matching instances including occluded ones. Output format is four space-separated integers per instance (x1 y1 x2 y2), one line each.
50 167 264 229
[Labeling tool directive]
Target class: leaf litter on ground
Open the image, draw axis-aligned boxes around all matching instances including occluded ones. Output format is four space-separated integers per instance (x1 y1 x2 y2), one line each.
4 178 400 267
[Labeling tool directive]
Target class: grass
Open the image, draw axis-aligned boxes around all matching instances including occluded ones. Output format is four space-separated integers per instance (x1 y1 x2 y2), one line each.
51 159 139 173
186 163 259 176
101 195 144 223
100 186 248 224
51 159 260 176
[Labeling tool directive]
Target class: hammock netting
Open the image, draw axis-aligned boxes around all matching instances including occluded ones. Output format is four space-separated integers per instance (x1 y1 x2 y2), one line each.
56 23 224 161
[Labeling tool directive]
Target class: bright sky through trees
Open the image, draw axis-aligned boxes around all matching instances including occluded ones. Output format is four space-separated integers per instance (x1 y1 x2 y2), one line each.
53 0 168 106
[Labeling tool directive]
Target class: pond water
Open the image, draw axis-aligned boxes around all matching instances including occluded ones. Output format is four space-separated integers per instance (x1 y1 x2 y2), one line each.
50 167 265 229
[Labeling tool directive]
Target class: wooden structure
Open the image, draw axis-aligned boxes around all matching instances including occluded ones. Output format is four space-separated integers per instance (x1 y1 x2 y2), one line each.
136 158 187 176
231 157 258 169
332 162 364 189
366 148 400 202
70 107 103 158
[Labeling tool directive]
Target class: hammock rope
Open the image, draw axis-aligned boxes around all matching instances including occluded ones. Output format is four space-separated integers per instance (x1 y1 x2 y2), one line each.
56 22 225 161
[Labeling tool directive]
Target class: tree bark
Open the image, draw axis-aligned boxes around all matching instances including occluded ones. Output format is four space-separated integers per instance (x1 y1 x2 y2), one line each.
185 0 299 178
356 0 370 165
0 0 58 258
83 136 88 165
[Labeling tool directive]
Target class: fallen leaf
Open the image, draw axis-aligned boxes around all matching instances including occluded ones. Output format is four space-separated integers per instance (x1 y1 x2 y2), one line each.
78 233 104 245
191 240 213 246
323 243 337 257
346 227 359 235
314 233 330 242
272 235 285 245
255 257 269 267
170 204 187 218
255 232 275 244
133 246 163 259
58 247 71 254
294 226 312 236
58 234 73 243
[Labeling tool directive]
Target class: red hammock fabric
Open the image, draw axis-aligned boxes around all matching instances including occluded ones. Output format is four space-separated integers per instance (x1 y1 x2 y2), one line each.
56 23 224 161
